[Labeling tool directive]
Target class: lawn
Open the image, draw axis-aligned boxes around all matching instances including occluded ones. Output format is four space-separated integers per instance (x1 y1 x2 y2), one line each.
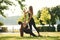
0 32 60 40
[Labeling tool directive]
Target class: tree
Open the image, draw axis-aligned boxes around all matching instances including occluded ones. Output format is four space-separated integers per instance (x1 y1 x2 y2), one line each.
16 0 25 10
17 15 24 22
50 5 60 26
55 5 60 20
37 10 41 20
39 7 51 25
33 15 40 25
0 21 4 26
0 0 14 17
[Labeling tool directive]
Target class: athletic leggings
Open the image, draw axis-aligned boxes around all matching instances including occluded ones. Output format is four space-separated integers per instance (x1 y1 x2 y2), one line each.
29 18 39 33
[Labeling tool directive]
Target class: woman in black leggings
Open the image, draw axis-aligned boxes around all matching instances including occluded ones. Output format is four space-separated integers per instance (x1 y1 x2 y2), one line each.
28 6 40 36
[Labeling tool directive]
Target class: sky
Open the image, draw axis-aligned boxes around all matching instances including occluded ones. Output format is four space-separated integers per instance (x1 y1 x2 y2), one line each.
4 0 60 17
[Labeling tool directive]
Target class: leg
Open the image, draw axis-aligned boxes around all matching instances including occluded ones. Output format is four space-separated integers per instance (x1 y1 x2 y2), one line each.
33 22 40 36
30 32 37 37
29 23 32 36
23 28 37 37
27 29 37 37
29 23 32 31
29 18 39 34
20 29 24 37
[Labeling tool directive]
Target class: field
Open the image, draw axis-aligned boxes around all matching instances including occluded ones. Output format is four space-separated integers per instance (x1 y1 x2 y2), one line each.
0 32 60 40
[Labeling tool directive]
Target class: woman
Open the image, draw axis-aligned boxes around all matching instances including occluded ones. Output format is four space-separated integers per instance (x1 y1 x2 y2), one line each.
28 6 40 36
18 21 37 37
18 7 36 37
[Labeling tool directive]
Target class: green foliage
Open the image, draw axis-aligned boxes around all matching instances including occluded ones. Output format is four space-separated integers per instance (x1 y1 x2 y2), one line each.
33 15 40 24
0 6 8 10
51 5 60 20
17 0 25 10
4 0 14 5
0 10 6 17
21 0 25 1
17 0 25 22
17 15 24 22
0 27 7 32
37 5 60 25
0 21 4 26
37 10 41 20
57 24 60 32
37 26 55 32
50 5 60 25
0 0 14 17
39 7 51 24
1 27 7 32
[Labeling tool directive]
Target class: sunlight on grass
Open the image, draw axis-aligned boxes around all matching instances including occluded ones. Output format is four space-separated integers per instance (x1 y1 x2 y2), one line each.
0 32 60 40
0 36 60 40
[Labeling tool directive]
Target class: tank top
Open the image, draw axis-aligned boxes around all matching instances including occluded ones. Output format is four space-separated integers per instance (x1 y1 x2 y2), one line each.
28 13 30 17
28 13 33 19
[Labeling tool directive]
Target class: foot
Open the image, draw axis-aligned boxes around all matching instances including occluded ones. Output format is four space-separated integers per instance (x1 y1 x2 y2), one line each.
38 35 42 37
38 32 42 37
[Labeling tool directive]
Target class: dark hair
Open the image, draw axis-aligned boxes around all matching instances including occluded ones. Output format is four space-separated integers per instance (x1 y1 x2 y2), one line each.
29 6 33 14
18 21 22 25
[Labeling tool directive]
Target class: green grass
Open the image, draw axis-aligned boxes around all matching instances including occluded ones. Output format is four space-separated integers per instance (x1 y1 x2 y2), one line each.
0 36 60 40
0 32 60 40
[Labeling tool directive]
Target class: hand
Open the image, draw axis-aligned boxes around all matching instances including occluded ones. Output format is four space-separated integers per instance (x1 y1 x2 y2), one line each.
23 7 27 12
23 9 26 12
23 22 26 28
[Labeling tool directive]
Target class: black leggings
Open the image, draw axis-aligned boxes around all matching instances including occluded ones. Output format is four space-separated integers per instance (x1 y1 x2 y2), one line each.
29 18 39 33
23 28 36 36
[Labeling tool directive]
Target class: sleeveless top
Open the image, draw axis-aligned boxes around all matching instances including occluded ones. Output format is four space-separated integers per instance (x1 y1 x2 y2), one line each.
28 13 30 17
28 13 33 19
23 12 33 23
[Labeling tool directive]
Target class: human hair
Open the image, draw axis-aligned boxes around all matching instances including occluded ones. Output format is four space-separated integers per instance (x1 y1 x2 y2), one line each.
18 21 22 25
29 6 33 14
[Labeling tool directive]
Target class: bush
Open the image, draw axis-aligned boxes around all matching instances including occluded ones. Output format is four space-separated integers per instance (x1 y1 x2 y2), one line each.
0 22 4 26
0 27 7 32
37 26 55 32
2 27 8 32
57 24 60 32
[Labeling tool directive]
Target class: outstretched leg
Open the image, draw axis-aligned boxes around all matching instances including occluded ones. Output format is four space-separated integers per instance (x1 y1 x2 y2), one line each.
28 29 37 37
23 28 37 37
33 22 40 36
30 32 37 37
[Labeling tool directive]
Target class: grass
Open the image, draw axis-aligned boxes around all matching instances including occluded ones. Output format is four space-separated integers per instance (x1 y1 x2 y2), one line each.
0 32 60 40
0 36 60 40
